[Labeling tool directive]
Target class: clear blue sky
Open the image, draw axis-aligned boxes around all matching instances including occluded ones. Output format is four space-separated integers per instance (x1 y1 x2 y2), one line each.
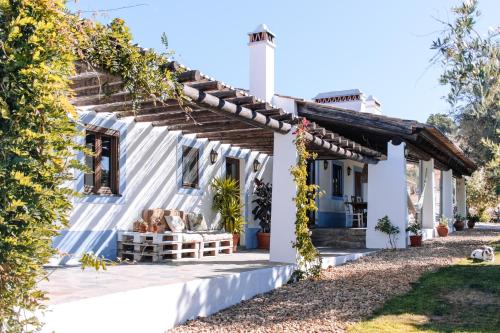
69 1 499 122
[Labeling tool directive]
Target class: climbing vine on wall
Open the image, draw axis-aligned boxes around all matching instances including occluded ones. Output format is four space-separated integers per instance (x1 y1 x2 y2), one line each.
290 119 322 280
73 17 186 110
0 1 181 331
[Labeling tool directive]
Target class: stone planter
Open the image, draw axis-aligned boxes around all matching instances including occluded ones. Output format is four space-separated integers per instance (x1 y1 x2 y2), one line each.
436 225 449 237
257 232 270 250
232 234 240 252
409 235 422 247
453 220 465 231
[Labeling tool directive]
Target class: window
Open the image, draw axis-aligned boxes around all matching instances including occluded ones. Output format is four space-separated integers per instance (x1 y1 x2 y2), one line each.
182 146 199 188
332 164 343 197
84 127 119 195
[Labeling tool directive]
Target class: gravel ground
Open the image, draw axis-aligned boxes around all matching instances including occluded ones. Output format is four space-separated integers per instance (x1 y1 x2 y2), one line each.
170 229 499 333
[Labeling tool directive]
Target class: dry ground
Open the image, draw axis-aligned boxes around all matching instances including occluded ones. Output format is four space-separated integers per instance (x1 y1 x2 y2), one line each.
170 229 500 333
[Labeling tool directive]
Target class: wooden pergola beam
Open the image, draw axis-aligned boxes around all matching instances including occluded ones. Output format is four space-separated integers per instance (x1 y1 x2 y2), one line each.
182 85 291 134
224 96 256 105
134 110 221 123
195 128 271 140
187 81 222 91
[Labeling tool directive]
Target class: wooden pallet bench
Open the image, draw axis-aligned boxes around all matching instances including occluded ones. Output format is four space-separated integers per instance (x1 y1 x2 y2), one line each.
200 239 233 258
117 231 233 262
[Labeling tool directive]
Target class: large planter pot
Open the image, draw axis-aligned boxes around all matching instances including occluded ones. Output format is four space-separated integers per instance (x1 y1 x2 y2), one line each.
467 220 476 229
257 232 270 250
453 220 465 231
409 235 423 247
232 234 240 252
436 225 449 237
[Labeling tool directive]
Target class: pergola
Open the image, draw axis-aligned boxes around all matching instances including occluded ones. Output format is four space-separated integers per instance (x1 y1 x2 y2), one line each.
71 62 381 165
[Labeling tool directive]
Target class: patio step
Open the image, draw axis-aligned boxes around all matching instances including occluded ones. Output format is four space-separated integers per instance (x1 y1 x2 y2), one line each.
311 228 366 249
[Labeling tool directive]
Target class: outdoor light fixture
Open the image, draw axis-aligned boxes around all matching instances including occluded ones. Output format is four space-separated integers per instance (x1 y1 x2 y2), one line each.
404 145 409 158
253 159 261 172
347 166 352 176
209 149 218 164
323 160 328 170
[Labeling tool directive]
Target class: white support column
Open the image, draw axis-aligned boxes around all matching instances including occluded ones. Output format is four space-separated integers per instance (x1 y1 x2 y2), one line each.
456 177 467 218
420 159 436 240
367 141 408 249
269 132 298 263
441 169 454 229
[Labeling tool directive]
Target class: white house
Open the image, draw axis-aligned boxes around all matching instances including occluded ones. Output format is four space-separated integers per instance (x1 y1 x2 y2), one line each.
53 23 475 265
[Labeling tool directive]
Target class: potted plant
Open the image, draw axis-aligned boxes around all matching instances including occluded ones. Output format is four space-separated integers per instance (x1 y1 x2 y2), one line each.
406 221 423 247
453 214 465 231
467 213 480 229
138 219 148 233
252 179 272 250
212 177 246 252
436 216 449 237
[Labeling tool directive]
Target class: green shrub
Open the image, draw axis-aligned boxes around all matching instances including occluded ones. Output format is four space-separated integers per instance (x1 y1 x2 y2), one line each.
375 216 400 249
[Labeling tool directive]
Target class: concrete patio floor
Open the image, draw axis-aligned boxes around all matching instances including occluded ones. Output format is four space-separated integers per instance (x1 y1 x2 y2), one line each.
40 250 275 305
41 248 376 305
39 247 376 333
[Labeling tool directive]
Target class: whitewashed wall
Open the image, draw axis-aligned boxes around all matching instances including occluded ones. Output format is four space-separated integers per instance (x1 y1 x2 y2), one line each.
51 111 271 264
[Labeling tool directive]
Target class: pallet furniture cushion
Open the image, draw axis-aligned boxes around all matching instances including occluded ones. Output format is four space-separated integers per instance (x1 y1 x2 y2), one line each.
165 215 185 233
181 232 203 243
187 212 208 231
142 209 169 232
200 232 232 242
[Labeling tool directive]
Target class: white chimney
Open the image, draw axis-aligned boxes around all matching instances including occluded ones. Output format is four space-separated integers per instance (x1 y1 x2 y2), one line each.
364 95 382 115
248 24 275 103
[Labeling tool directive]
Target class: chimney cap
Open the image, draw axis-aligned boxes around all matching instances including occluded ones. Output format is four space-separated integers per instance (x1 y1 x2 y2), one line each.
249 23 275 38
313 89 362 100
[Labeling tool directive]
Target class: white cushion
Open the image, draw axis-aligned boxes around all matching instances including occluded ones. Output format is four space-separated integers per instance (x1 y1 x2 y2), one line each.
187 212 208 231
201 232 232 242
165 215 185 233
181 233 203 243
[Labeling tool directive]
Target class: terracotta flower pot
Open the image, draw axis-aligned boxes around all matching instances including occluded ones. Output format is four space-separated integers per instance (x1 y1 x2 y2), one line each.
232 234 240 252
409 235 422 247
139 224 148 233
453 220 465 231
436 225 449 237
257 232 270 250
467 220 476 229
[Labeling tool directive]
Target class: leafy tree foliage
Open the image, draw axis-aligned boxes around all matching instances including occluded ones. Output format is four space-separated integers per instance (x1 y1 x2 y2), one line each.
426 113 457 136
0 2 180 331
431 0 499 212
0 1 80 330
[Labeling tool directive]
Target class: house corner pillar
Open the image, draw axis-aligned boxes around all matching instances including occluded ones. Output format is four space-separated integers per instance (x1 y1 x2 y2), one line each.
456 177 467 217
441 169 454 229
420 159 436 240
269 131 298 264
366 141 408 249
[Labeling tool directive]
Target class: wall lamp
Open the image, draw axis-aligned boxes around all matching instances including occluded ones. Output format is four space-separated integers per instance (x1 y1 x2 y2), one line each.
323 160 329 170
347 166 352 176
253 158 262 172
209 149 218 164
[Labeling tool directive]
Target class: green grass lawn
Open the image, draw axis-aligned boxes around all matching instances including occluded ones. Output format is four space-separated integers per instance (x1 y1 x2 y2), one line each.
349 242 500 333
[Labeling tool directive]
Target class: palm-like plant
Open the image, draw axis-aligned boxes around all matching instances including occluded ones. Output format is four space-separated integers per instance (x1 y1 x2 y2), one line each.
211 177 245 233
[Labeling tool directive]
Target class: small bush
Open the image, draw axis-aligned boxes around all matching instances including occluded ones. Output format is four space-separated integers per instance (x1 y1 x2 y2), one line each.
375 215 400 249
